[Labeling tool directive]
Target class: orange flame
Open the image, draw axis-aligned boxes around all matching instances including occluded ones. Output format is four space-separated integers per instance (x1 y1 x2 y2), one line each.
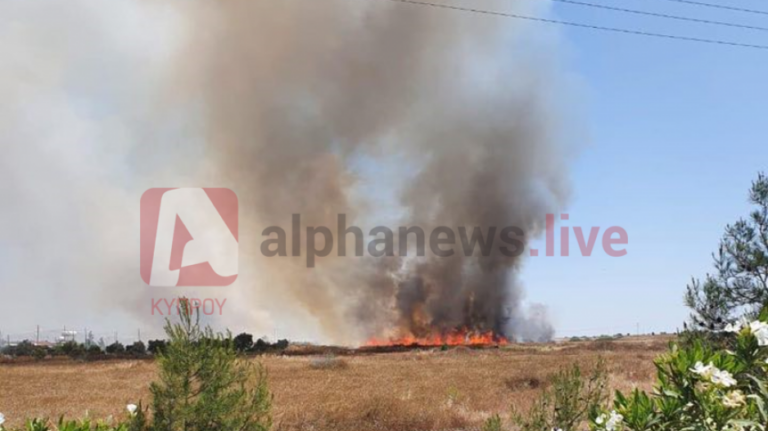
365 329 509 347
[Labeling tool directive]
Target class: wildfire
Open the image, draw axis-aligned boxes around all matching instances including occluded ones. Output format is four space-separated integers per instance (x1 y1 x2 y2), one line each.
365 329 509 347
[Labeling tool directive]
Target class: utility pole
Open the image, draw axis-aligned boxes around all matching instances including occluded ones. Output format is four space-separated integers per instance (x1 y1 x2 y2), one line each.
138 329 141 343
36 325 40 345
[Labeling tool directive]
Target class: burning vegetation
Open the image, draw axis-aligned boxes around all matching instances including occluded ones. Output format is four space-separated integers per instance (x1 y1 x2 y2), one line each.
365 329 509 348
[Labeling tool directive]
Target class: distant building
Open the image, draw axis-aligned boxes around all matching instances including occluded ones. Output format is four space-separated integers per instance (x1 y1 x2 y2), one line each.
56 330 77 344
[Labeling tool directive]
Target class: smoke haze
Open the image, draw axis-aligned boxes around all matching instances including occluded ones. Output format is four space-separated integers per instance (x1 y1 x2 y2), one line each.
0 0 579 344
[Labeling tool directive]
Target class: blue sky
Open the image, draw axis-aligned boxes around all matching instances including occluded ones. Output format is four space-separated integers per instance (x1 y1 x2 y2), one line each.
521 0 768 336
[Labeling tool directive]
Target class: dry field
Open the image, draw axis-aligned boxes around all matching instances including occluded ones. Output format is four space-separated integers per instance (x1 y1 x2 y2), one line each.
0 336 670 431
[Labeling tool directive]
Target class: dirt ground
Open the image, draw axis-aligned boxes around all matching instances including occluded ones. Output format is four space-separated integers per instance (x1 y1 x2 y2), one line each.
0 336 670 431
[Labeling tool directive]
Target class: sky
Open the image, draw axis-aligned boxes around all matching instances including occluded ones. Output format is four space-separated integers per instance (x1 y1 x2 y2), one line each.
521 0 768 336
0 0 766 344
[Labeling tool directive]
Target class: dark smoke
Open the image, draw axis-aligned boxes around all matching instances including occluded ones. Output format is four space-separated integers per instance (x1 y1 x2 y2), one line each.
182 0 574 344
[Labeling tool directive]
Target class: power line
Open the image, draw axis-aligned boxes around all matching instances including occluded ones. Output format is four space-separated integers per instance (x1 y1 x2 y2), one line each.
655 0 768 16
553 0 768 32
379 0 768 50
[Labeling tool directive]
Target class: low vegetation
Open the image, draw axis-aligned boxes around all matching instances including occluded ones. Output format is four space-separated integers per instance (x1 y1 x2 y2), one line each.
479 309 768 430
0 298 272 431
0 338 664 431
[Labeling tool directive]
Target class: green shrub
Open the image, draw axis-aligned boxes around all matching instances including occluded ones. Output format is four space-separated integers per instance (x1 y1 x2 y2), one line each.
126 341 146 356
0 407 146 431
482 414 503 431
146 340 167 355
4 340 35 357
590 307 768 431
234 333 254 353
31 347 47 361
57 341 86 359
105 342 125 355
512 358 608 431
149 298 272 431
23 418 49 431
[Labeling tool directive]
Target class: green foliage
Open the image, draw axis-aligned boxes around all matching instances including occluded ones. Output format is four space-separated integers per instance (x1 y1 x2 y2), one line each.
147 340 167 355
482 414 503 431
0 407 147 431
588 308 768 431
56 416 129 431
23 419 49 431
57 341 86 359
31 347 47 361
686 172 768 329
126 341 146 356
512 358 608 431
105 342 125 355
234 333 254 353
149 298 272 431
3 340 35 357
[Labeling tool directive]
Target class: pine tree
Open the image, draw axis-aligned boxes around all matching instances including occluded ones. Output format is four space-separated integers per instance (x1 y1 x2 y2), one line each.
685 172 768 329
149 298 272 431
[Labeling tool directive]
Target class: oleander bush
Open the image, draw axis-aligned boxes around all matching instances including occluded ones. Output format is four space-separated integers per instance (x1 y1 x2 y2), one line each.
479 307 768 431
586 308 768 431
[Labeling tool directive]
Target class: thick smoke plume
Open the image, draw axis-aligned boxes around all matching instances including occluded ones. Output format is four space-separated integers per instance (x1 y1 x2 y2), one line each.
182 0 572 344
0 0 575 344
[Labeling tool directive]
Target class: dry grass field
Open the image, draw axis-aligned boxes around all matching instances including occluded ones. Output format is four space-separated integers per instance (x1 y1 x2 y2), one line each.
0 336 671 431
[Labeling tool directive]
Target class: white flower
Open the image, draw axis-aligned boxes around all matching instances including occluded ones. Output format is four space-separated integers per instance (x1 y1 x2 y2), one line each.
0 412 5 427
711 369 737 387
595 411 623 431
126 404 138 415
691 361 715 380
725 317 751 333
722 390 746 408
749 320 768 332
690 362 737 387
606 411 624 431
750 321 768 346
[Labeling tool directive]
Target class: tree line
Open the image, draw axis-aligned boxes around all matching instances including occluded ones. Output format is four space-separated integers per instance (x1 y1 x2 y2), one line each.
1 333 289 360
